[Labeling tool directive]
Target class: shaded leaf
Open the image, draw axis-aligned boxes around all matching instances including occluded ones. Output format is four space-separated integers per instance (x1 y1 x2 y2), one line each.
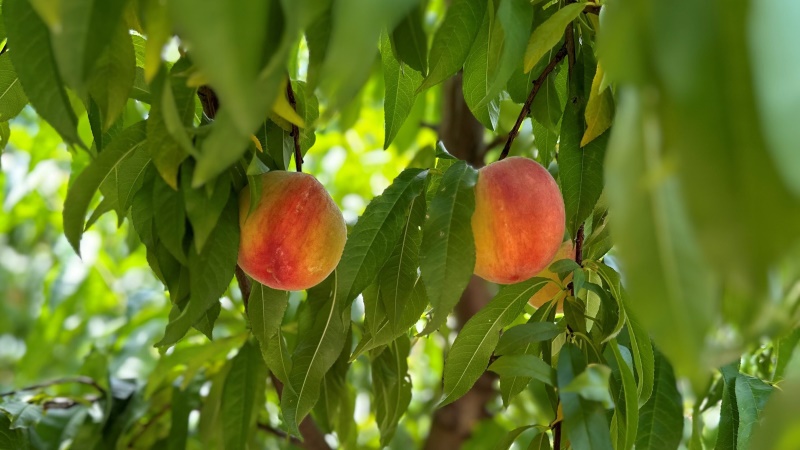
222 341 266 450
372 336 412 446
736 373 773 450
440 278 548 406
87 24 135 130
4 0 81 145
63 122 146 254
635 349 683 450
0 53 28 121
488 354 555 385
391 5 427 74
247 282 290 363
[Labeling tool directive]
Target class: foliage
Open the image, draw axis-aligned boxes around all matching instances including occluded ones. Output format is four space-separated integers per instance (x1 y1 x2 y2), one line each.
1 0 800 449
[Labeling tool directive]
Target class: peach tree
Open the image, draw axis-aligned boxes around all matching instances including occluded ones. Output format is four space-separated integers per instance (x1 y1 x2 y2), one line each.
1 0 800 448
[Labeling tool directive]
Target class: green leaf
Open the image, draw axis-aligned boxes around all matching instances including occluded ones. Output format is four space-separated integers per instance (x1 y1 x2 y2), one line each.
315 331 356 447
51 0 126 93
499 303 555 404
0 415 27 450
264 330 292 386
142 0 172 82
304 5 332 92
319 0 415 111
146 66 193 190
156 199 239 347
523 3 583 73
381 32 422 149
420 161 478 333
419 0 488 91
625 306 655 407
716 363 740 450
530 61 566 132
247 282 290 361
0 121 10 155
532 119 558 166
378 192 425 334
0 400 43 429
495 322 562 355
557 343 613 450
63 121 146 255
476 0 533 109
636 349 683 450
182 163 231 254
440 278 548 406
562 364 614 408
750 0 800 199
167 0 274 137
221 341 266 450
606 90 715 379
166 384 192 450
462 2 500 129
281 273 349 436
87 24 135 130
153 175 187 264
116 139 151 214
336 168 428 306
648 0 800 294
558 90 608 238
735 373 773 449
351 276 428 359
390 5 427 74
607 341 639 450
4 0 81 145
0 53 28 121
372 336 412 447
580 63 613 147
488 354 555 385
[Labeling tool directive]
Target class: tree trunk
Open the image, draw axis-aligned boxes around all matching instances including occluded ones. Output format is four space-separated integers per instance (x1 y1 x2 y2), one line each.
423 73 496 450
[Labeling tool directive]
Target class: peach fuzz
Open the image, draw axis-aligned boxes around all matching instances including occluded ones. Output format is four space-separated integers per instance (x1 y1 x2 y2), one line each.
471 157 565 285
238 171 346 291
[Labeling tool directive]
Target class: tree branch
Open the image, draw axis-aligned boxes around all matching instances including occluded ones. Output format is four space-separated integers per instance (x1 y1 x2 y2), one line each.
258 422 304 446
498 44 568 160
285 79 303 173
0 376 106 398
235 266 252 312
553 421 563 449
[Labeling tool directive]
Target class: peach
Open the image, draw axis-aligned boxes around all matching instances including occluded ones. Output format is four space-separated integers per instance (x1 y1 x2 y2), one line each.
471 157 565 284
238 171 346 291
529 240 575 308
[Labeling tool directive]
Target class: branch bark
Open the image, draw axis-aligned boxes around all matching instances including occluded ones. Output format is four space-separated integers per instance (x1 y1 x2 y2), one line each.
0 376 106 398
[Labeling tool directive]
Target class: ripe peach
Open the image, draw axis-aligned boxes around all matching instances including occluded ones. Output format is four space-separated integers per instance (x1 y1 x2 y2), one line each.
529 240 575 308
238 171 346 291
471 157 565 284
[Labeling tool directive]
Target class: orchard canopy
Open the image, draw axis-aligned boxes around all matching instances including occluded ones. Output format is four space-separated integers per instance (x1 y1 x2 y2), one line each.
2 0 800 449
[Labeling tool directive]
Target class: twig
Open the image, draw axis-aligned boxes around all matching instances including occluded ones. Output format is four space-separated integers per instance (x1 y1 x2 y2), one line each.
575 224 585 267
498 44 568 160
42 395 101 410
553 421 563 449
258 422 304 446
197 85 219 121
584 5 601 15
0 376 106 398
129 404 171 446
285 79 303 173
420 121 439 132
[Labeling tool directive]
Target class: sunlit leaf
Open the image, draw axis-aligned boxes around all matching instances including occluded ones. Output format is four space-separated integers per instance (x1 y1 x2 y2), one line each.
419 0 488 91
0 53 28 121
381 32 422 149
523 3 583 73
580 63 613 147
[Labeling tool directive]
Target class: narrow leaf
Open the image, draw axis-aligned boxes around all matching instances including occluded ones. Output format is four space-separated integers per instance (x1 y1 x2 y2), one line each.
581 63 613 147
558 344 613 450
635 349 683 450
247 282 290 361
420 161 478 333
221 341 266 450
440 278 548 406
391 5 427 74
488 354 555 385
419 0 488 91
63 122 146 254
0 53 28 121
381 32 422 149
523 3 584 73
4 0 81 145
